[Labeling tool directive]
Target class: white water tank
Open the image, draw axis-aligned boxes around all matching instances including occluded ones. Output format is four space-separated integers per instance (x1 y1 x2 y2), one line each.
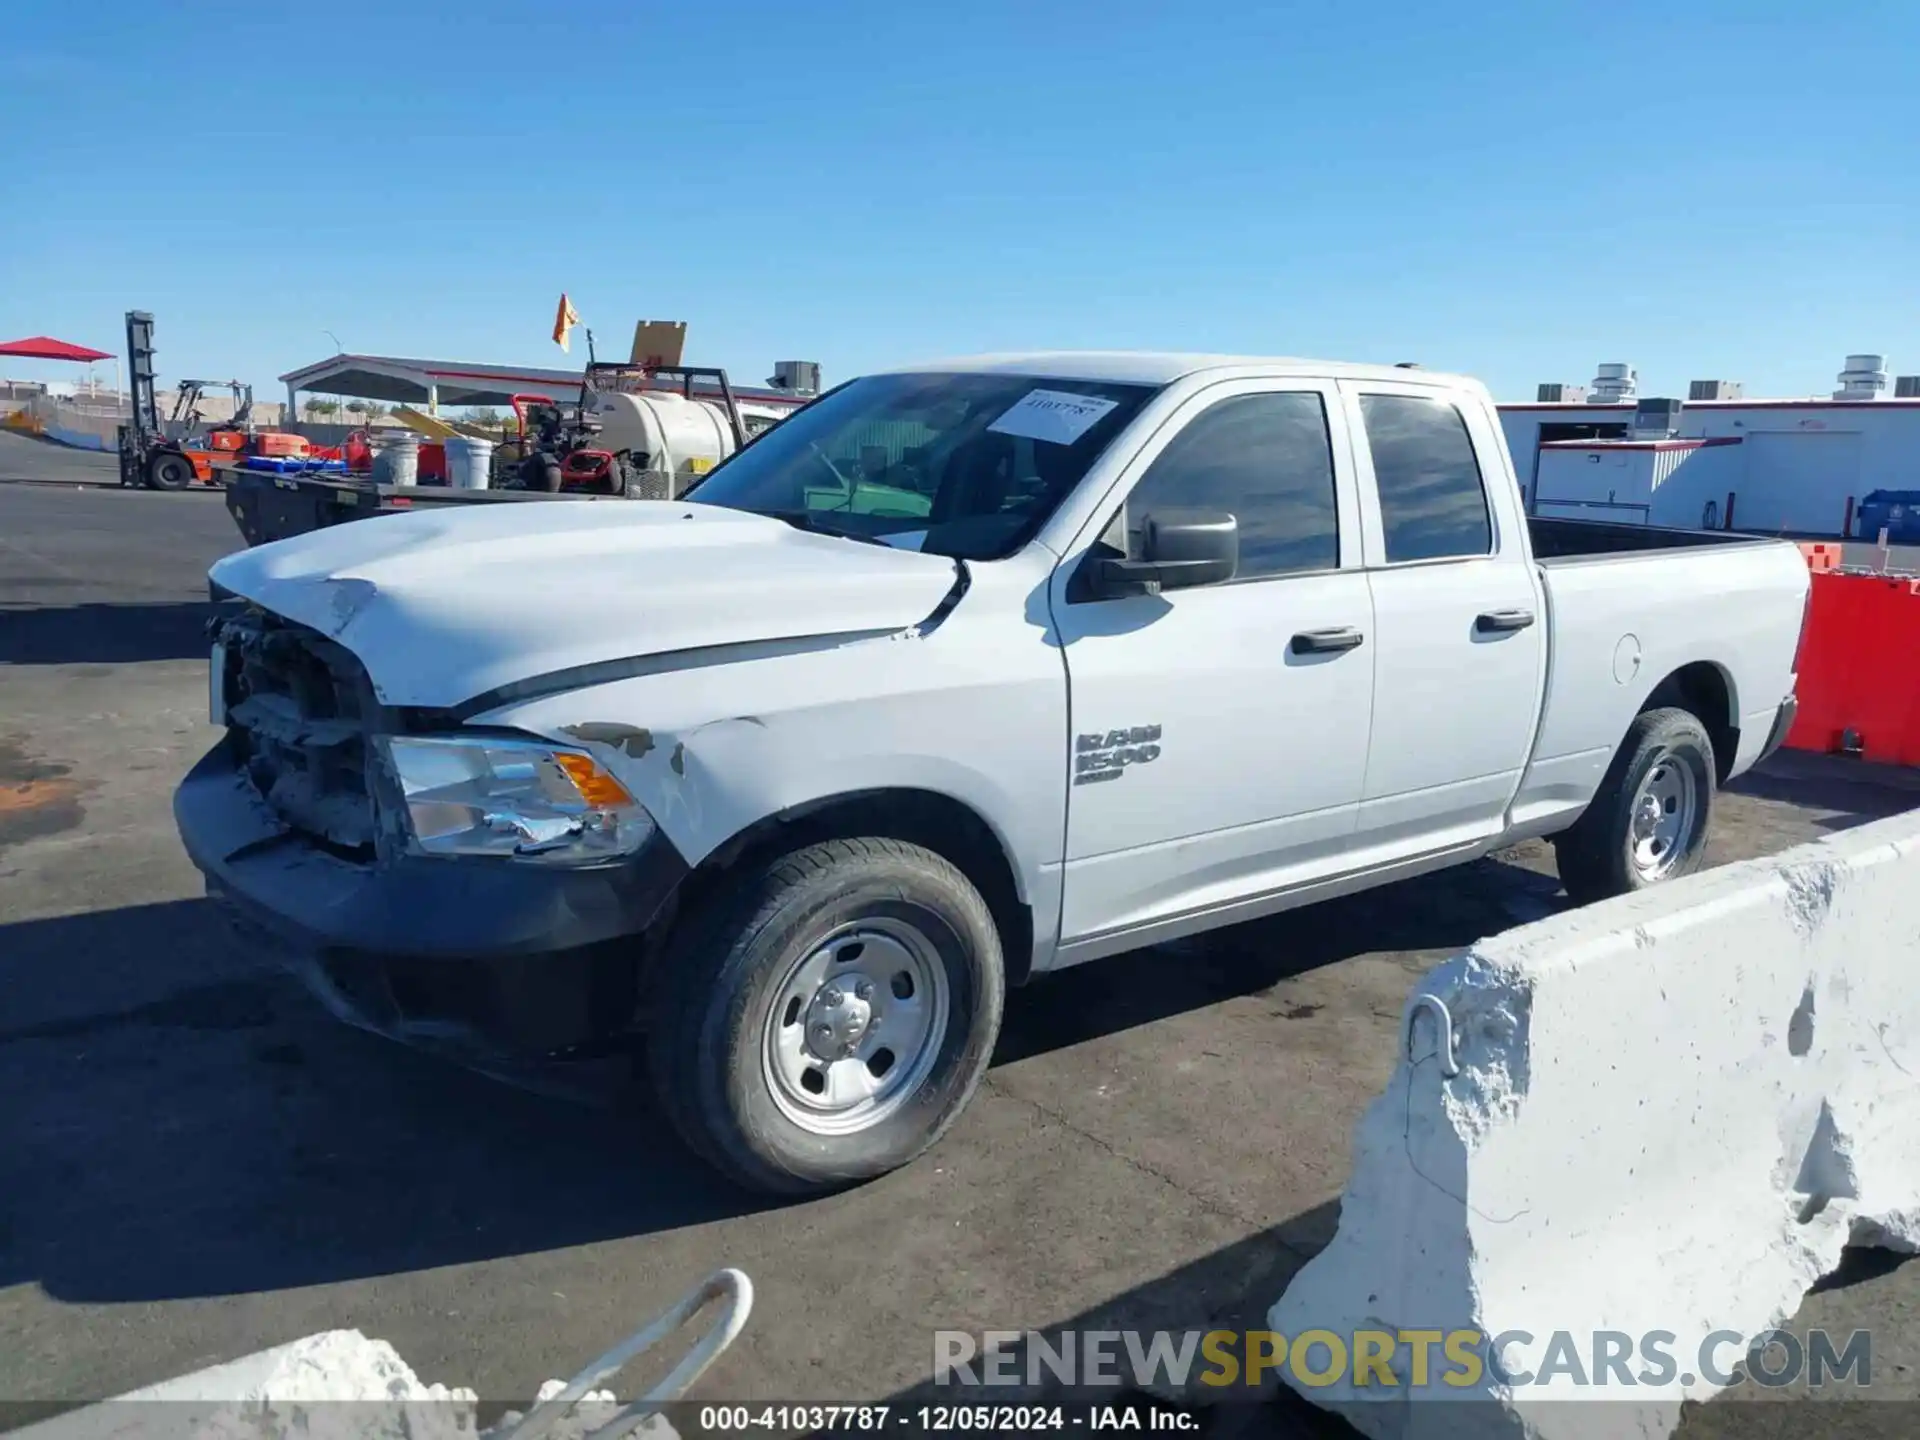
1589 362 1637 403
1833 354 1889 400
584 389 740 486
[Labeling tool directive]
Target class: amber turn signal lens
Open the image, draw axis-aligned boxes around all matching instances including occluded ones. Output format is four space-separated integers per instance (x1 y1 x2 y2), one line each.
553 750 636 808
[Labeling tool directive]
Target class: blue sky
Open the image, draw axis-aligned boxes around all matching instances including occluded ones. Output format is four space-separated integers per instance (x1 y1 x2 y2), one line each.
2 0 1914 403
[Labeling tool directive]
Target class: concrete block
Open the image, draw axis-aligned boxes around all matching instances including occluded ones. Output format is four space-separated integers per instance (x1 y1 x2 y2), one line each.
1268 810 1920 1440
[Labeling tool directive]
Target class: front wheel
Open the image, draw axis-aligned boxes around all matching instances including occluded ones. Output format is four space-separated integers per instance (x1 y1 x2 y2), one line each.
147 452 195 490
645 837 1005 1195
1554 706 1716 905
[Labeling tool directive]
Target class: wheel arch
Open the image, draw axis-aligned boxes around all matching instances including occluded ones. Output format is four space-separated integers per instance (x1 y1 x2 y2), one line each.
677 787 1034 987
1640 660 1738 783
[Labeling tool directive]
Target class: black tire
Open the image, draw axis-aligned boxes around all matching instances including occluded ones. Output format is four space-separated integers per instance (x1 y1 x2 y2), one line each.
517 451 564 492
147 453 194 490
1554 706 1717 906
645 837 1006 1195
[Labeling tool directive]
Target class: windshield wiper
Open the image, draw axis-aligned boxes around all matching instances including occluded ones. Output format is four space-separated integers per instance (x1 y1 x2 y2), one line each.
760 510 890 547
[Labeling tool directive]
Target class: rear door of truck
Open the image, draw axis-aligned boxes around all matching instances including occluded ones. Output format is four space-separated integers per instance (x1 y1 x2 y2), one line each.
1337 380 1549 859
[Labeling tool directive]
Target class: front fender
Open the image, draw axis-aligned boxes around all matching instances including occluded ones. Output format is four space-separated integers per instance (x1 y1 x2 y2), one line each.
471 586 1069 927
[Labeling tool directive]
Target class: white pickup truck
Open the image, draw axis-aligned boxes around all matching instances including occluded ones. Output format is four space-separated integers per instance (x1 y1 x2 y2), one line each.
177 352 1811 1194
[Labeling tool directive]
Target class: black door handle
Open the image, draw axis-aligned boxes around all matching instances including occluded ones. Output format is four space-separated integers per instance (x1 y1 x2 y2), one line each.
1475 608 1536 634
1290 626 1365 655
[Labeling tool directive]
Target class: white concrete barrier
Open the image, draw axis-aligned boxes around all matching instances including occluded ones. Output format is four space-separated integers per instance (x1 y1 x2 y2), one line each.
13 1332 645 1440
13 1269 750 1440
1269 809 1920 1440
10 1332 482 1440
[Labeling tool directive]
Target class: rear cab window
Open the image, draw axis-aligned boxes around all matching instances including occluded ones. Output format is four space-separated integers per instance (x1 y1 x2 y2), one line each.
1358 393 1494 562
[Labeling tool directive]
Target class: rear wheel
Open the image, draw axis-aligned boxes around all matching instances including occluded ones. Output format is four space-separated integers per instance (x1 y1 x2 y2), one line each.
1554 707 1716 905
645 837 1005 1195
147 452 194 490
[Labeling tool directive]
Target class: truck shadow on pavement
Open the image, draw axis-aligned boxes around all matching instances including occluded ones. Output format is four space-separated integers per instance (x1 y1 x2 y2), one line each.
1721 755 1920 831
0 897 774 1306
0 853 1556 1309
869 1199 1364 1439
0 599 217 665
996 853 1567 1067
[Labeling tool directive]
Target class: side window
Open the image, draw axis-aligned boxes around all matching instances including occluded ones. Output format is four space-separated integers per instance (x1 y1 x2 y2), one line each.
1359 394 1493 563
1118 391 1339 582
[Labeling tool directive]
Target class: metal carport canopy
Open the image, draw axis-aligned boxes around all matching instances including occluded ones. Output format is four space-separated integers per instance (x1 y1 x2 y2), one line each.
278 353 803 409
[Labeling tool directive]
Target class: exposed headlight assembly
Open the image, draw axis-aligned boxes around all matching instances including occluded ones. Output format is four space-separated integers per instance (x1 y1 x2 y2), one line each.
377 735 653 864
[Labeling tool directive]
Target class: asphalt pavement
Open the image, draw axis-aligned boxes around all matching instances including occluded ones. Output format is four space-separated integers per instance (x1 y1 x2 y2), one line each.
0 430 121 488
2 432 1917 1437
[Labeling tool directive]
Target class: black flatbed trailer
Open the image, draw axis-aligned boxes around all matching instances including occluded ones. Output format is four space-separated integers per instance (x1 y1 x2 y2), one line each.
217 465 629 547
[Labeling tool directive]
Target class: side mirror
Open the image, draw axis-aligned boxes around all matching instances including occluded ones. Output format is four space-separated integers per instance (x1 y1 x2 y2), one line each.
1088 511 1238 597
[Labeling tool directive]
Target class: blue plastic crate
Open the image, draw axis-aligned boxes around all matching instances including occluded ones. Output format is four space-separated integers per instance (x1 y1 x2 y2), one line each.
242 455 350 474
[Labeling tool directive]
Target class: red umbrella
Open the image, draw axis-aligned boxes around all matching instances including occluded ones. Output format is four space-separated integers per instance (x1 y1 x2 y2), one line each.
0 335 114 362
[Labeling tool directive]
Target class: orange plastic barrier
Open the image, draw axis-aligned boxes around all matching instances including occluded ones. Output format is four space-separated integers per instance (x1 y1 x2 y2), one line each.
1799 542 1842 573
1785 571 1920 766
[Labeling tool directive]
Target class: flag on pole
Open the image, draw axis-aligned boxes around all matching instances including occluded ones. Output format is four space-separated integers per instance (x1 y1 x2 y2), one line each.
552 293 580 352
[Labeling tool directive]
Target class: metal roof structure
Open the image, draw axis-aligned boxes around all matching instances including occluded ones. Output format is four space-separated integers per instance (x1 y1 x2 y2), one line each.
279 352 809 411
0 335 114 362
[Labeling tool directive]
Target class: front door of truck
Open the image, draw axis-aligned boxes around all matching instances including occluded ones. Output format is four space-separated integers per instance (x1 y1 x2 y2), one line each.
1047 380 1376 957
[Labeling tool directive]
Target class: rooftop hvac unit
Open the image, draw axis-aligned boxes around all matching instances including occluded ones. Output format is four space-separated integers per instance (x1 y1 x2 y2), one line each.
1631 397 1683 438
1834 353 1889 400
1537 383 1588 403
1896 376 1920 399
1688 379 1744 401
767 361 821 397
1589 362 1636 403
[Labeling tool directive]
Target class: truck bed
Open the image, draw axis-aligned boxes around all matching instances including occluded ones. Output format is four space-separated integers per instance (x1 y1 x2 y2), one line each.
1527 514 1776 563
1509 520 1810 838
217 466 629 547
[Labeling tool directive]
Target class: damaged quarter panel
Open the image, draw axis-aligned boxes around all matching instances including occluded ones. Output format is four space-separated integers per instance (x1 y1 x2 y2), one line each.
472 550 1071 967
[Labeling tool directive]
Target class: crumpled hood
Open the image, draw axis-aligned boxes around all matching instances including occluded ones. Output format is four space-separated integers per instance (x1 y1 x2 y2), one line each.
209 499 960 708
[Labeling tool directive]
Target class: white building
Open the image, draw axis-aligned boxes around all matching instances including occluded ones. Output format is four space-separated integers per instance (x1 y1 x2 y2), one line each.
1500 356 1920 537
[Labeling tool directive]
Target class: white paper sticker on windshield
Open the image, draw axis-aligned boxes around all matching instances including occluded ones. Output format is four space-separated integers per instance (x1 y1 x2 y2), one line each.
987 389 1119 446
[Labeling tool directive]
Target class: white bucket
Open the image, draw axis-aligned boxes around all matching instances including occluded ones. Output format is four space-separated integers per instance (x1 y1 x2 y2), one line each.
368 429 421 487
442 435 495 490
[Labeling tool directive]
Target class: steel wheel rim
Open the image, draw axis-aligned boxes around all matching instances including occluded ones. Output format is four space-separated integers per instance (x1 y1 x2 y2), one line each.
761 914 951 1136
1629 750 1698 881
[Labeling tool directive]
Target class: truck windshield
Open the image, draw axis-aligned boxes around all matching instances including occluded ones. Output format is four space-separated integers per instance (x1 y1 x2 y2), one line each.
682 372 1159 559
